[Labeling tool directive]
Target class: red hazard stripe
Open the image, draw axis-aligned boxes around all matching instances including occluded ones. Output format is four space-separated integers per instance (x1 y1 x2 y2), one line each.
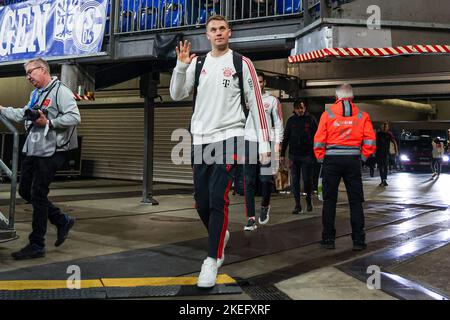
366 48 377 56
353 48 364 56
433 45 443 53
384 47 395 55
217 177 233 259
423 45 433 53
373 48 384 56
242 57 269 142
403 46 414 54
413 45 423 53
288 45 450 63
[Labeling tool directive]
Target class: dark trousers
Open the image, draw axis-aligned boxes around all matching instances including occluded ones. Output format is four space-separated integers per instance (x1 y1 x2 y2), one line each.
19 152 68 248
377 155 389 181
389 154 397 170
312 160 321 191
365 156 376 177
244 140 273 218
322 155 365 244
290 156 313 207
432 158 442 175
192 138 239 259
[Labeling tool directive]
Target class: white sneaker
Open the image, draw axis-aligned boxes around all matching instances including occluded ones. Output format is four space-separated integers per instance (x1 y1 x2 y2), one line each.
258 206 270 225
244 218 258 231
197 257 218 288
217 230 230 268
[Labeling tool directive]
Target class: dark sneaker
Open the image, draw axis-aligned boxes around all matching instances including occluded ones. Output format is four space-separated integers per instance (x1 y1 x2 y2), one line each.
292 206 301 214
320 239 335 249
244 218 257 231
383 180 388 186
55 216 75 247
11 244 45 260
258 206 270 225
352 243 367 251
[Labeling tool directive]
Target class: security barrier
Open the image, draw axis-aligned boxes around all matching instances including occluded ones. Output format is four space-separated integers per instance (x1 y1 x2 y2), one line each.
0 115 18 243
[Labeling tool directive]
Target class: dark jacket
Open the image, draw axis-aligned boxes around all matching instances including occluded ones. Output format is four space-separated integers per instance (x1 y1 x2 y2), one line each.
281 112 318 160
376 131 393 162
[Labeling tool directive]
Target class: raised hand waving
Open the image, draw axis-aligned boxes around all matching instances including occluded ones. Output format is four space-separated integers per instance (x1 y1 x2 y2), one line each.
175 40 197 64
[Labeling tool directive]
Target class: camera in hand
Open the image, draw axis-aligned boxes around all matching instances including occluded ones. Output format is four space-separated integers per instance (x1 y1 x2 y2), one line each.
25 107 48 122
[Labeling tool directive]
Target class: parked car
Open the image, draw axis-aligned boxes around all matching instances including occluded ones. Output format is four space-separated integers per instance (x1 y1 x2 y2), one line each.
398 131 449 172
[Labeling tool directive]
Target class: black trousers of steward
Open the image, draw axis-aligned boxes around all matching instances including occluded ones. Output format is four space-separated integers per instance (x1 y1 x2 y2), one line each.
321 155 365 244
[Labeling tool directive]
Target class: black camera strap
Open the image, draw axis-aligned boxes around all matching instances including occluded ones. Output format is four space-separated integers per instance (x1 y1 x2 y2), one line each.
26 80 60 135
54 82 77 150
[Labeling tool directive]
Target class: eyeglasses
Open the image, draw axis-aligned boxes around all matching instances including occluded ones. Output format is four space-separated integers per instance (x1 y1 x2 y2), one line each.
25 66 42 77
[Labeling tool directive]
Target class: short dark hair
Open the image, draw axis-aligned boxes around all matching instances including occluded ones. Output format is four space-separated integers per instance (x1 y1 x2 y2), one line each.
257 72 266 81
206 15 230 29
294 99 306 109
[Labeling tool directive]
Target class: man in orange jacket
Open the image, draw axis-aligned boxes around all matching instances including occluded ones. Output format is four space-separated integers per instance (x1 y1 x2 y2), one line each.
314 84 376 251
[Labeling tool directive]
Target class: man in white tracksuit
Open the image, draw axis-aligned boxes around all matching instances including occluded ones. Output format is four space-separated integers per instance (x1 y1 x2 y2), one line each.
243 72 283 231
170 15 270 288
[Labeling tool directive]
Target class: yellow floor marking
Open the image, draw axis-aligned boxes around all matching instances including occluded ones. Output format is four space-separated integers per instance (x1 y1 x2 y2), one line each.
0 275 237 290
0 279 103 291
101 274 236 287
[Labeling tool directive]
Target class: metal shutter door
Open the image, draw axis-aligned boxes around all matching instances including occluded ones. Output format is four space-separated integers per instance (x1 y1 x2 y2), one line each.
78 106 193 183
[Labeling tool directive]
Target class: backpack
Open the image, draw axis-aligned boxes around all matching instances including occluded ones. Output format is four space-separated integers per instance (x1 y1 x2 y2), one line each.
193 51 248 117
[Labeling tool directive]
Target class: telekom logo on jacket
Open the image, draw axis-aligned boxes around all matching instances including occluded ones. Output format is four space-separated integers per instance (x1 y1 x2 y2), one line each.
333 120 360 126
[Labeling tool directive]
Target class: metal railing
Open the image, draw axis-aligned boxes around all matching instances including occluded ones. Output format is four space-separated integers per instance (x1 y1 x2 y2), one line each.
0 114 19 242
107 0 307 34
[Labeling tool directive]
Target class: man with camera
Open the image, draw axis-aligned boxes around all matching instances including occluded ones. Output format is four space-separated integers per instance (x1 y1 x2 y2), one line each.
0 58 81 260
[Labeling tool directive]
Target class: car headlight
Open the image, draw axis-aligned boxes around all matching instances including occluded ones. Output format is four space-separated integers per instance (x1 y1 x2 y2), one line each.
443 155 449 162
400 154 410 162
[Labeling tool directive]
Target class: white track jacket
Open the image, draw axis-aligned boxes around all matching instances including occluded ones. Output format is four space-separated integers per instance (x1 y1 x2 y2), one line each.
170 49 270 153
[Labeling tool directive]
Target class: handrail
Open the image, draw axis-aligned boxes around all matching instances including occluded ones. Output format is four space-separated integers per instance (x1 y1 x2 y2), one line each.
0 113 19 242
110 0 305 34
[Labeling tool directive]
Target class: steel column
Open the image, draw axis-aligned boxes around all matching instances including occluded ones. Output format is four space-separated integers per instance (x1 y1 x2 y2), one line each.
140 72 159 205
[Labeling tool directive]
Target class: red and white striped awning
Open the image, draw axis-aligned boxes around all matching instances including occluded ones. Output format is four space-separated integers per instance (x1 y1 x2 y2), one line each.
73 92 95 101
288 45 450 63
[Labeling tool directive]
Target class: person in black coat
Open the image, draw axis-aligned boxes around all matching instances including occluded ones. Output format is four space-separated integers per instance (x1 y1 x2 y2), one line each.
280 100 318 214
376 121 394 186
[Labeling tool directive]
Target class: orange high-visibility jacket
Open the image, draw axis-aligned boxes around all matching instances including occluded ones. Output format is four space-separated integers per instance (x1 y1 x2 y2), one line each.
314 99 376 162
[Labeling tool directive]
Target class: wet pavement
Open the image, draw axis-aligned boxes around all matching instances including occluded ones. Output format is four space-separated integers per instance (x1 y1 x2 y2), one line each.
0 170 449 300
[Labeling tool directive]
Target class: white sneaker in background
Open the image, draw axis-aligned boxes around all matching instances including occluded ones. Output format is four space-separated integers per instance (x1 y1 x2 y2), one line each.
244 218 258 231
258 206 270 225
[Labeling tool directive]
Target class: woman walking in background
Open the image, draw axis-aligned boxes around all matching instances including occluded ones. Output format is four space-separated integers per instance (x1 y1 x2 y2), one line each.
431 137 444 178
